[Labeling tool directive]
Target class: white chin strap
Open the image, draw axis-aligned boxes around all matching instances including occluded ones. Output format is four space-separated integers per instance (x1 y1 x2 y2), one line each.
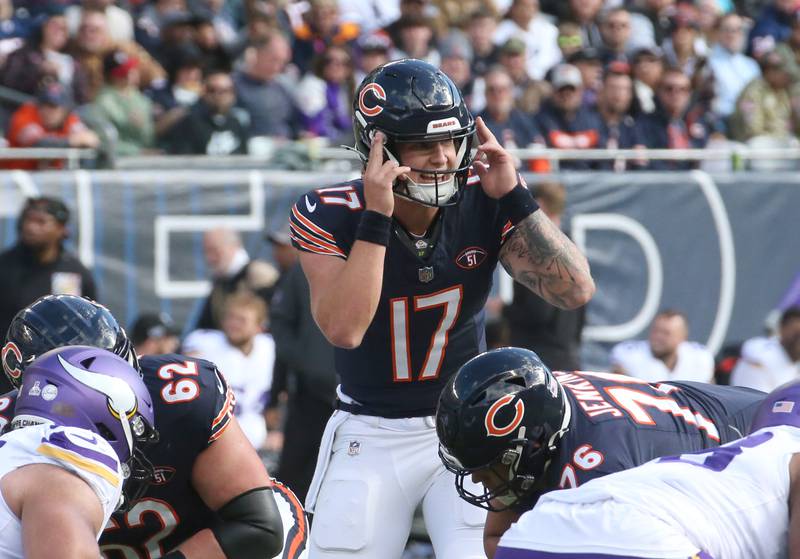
385 135 467 206
403 175 457 206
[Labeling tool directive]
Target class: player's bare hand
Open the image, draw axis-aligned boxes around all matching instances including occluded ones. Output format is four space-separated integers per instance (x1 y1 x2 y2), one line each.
363 131 410 216
472 117 518 199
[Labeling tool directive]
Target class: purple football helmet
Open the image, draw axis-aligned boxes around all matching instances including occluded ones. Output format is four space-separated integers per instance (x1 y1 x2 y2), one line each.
12 345 158 508
750 380 800 432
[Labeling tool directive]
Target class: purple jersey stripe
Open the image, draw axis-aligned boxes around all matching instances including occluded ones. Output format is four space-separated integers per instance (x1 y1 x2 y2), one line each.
42 429 119 472
495 548 662 559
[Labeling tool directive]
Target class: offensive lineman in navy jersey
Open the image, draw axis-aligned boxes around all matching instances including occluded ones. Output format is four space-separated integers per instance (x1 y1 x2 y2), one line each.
289 59 594 558
0 295 306 559
436 347 765 558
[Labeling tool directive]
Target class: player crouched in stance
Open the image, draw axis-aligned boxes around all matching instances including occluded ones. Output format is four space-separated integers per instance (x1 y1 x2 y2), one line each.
0 346 156 559
482 377 800 558
436 347 765 558
1 294 307 559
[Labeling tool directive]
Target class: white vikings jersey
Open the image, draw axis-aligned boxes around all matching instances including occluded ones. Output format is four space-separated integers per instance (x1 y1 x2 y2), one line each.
610 340 714 383
502 424 800 559
183 329 275 448
731 336 800 392
0 423 123 558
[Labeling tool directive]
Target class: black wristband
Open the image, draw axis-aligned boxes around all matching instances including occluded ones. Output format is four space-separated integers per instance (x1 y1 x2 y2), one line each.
161 552 187 559
355 210 392 247
498 182 540 225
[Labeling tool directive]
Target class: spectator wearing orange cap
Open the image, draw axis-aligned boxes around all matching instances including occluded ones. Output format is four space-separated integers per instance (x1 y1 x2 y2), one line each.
92 49 154 155
4 81 99 170
291 0 360 75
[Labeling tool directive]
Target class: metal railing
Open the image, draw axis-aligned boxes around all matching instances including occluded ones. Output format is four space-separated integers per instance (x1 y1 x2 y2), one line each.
0 147 98 170
3 144 800 172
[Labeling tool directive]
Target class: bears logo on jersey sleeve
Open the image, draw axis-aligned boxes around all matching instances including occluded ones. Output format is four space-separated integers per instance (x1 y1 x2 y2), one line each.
463 169 515 245
209 366 236 443
289 180 365 259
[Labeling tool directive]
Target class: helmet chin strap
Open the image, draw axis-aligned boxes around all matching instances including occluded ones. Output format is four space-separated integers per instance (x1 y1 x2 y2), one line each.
499 388 572 506
550 382 572 451
384 136 468 206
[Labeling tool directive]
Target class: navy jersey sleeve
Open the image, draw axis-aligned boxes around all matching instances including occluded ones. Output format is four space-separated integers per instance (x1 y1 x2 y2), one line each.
540 371 765 497
476 168 520 246
289 180 365 259
140 354 235 449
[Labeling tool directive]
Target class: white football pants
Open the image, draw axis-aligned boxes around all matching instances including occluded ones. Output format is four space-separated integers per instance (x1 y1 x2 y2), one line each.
305 410 486 559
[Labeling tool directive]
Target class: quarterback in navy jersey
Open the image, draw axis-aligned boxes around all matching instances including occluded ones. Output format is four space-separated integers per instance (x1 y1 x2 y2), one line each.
291 175 514 417
290 59 594 559
1 295 306 559
437 347 765 558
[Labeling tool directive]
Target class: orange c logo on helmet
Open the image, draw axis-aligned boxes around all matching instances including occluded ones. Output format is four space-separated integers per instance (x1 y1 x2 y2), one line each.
2 342 23 381
485 394 525 437
358 83 386 117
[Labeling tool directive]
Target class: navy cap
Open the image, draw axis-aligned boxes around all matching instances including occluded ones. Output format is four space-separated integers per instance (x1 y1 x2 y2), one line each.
36 81 70 106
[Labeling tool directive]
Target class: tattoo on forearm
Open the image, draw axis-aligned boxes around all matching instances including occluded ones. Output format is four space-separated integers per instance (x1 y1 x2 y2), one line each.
500 212 592 308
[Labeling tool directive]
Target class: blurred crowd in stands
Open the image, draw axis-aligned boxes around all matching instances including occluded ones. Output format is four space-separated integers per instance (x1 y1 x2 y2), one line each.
1 0 800 168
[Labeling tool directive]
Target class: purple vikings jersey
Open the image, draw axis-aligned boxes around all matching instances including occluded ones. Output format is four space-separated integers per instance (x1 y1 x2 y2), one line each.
1 354 235 559
290 176 514 417
538 371 764 497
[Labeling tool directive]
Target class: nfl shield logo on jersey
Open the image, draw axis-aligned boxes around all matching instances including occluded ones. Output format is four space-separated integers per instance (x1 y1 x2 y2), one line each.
348 441 361 456
418 267 434 283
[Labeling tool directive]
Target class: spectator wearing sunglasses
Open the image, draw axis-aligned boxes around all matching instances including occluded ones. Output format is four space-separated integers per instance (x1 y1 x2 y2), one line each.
161 69 250 154
295 45 354 143
636 66 712 169
598 7 633 66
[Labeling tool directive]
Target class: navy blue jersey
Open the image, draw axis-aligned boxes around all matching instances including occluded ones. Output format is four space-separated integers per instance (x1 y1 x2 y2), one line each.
0 354 235 557
290 177 514 417
100 354 234 558
541 371 763 495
